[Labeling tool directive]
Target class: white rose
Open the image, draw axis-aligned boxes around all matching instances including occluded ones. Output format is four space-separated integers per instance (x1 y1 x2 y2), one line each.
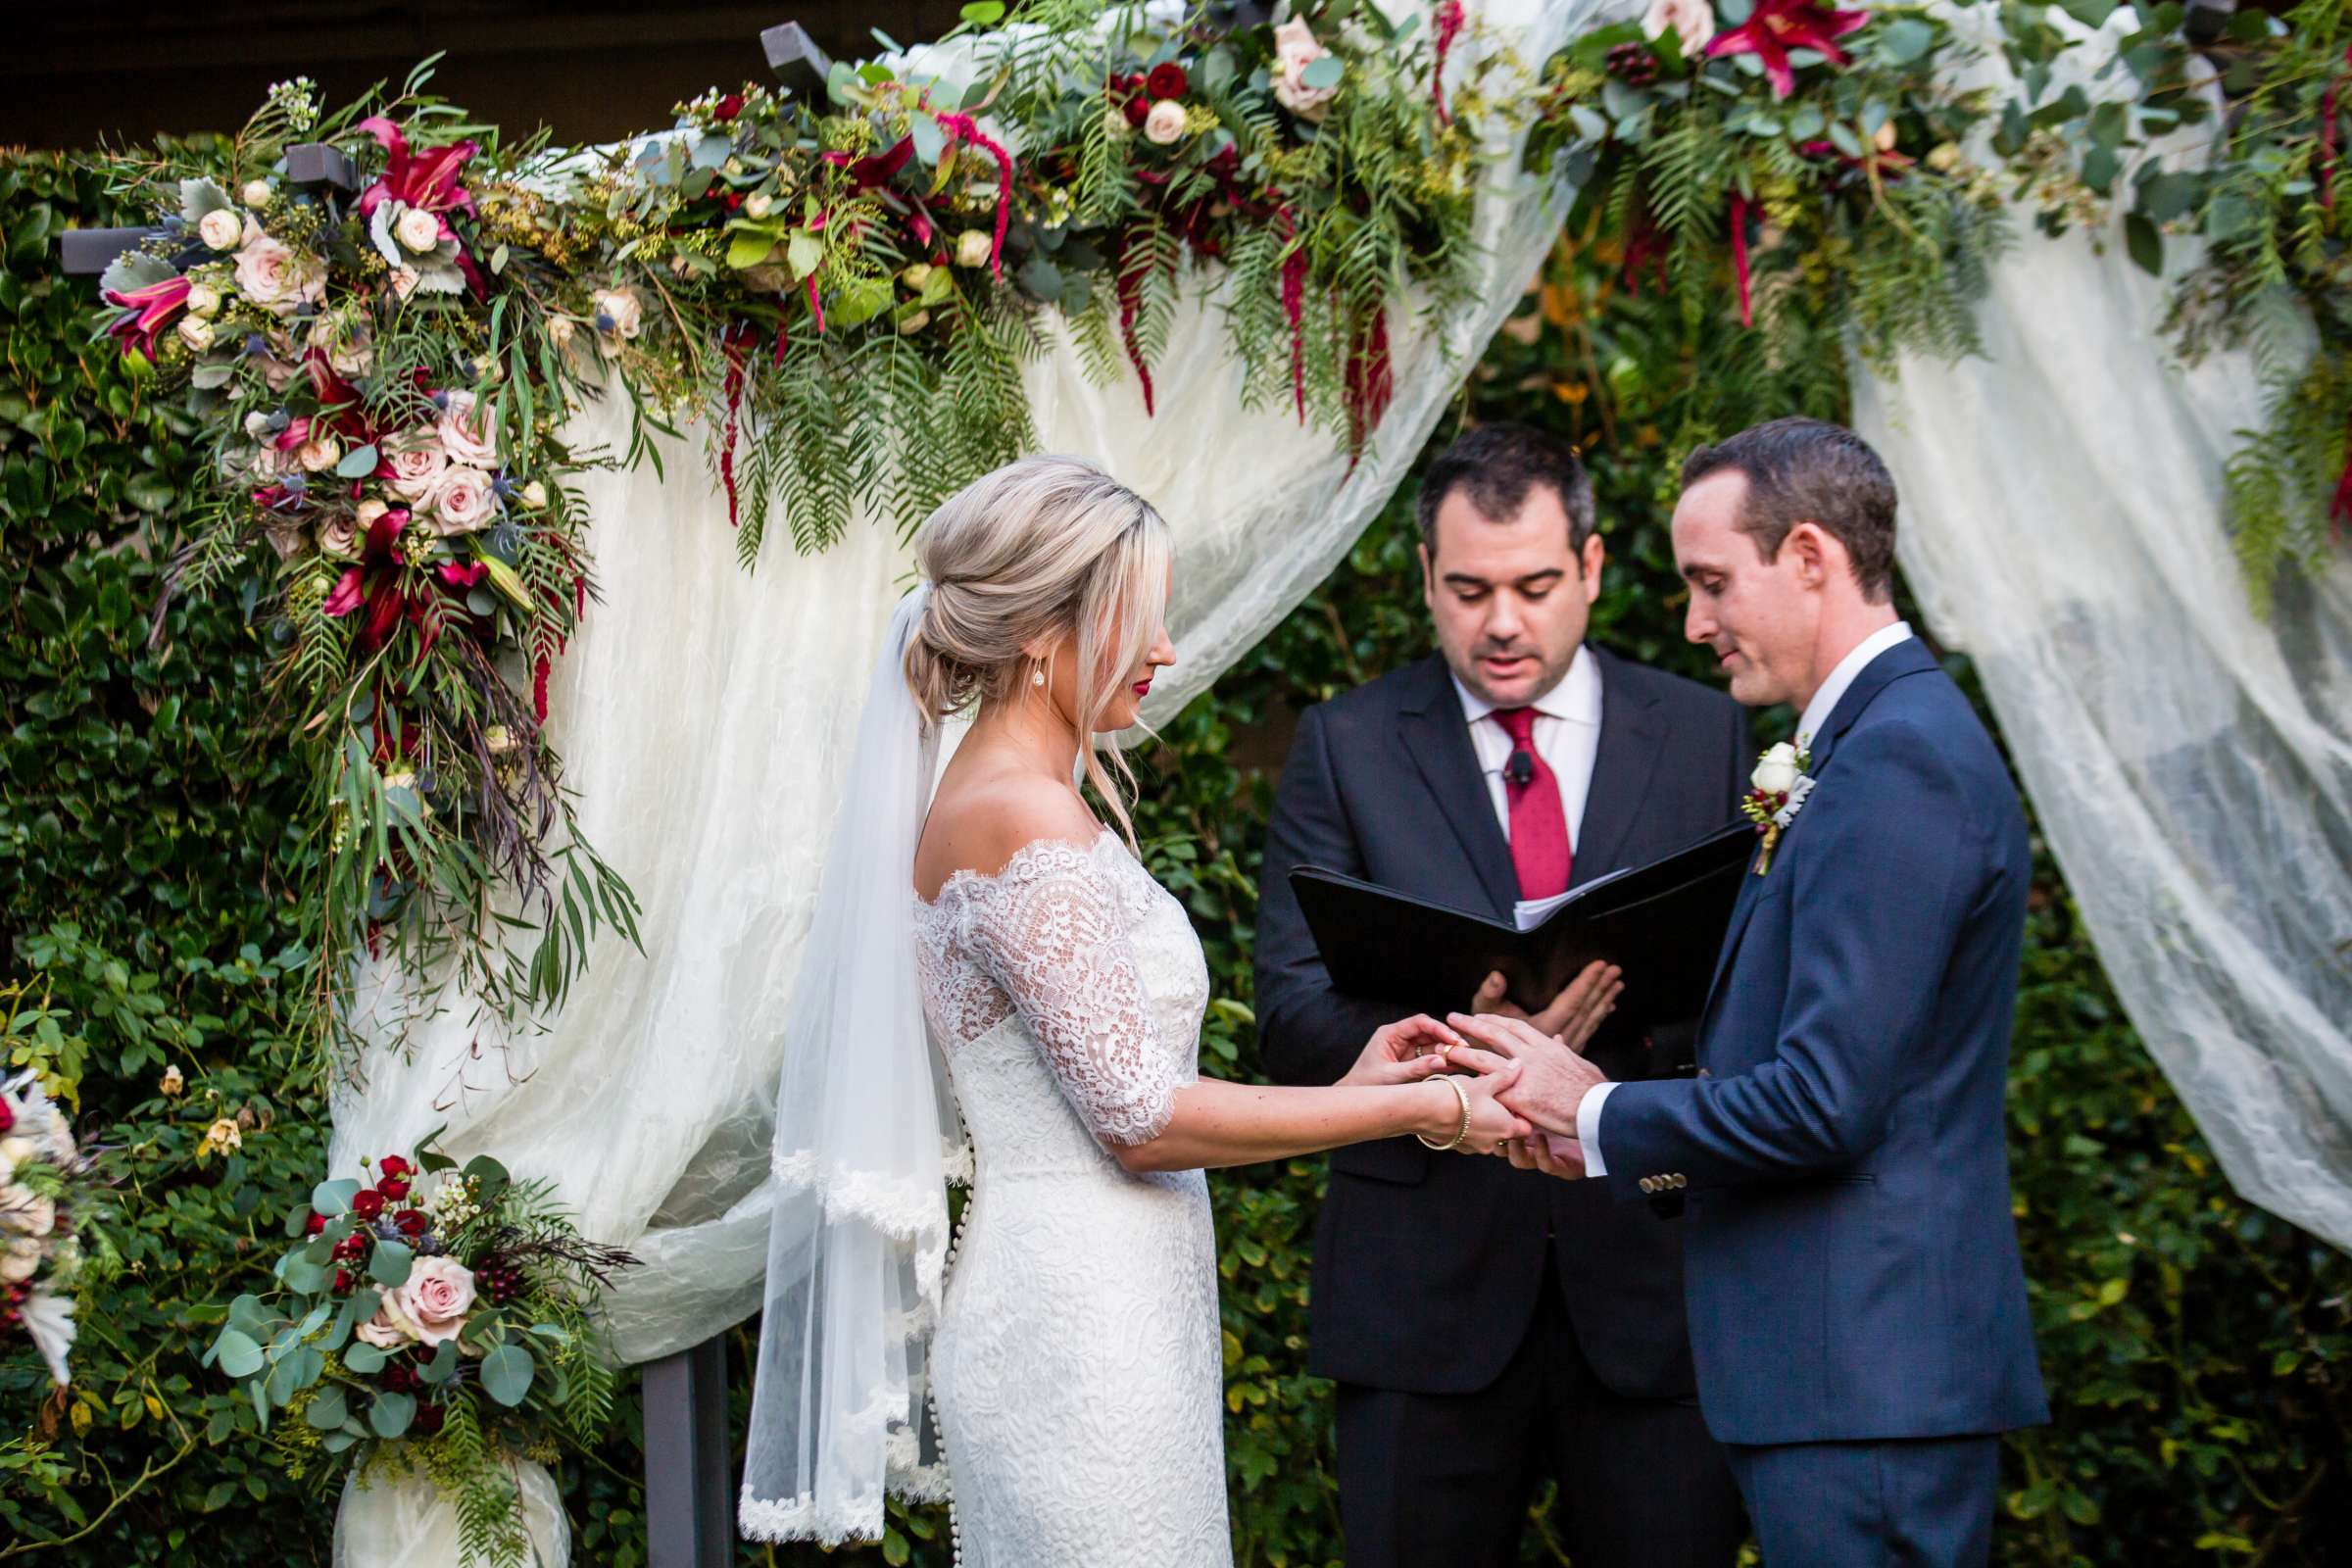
954 229 993 269
382 442 447 503
395 205 443 253
176 318 214 351
591 287 643 339
1642 0 1718 59
1751 742 1801 797
242 178 273 209
519 480 548 510
297 433 341 472
318 514 362 559
187 284 221 318
744 191 773 220
244 412 273 440
430 465 497 534
1103 106 1135 142
436 390 498 468
0 1236 37 1286
1272 18 1341 122
1144 99 1189 145
198 208 242 251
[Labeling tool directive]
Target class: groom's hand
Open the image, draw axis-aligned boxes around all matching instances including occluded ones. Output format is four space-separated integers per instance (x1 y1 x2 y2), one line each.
1445 1008 1611 1136
1501 1133 1587 1180
1471 960 1625 1057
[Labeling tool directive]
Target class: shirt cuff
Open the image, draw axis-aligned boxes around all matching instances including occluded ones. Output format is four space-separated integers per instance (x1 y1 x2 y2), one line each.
1575 1080 1618 1177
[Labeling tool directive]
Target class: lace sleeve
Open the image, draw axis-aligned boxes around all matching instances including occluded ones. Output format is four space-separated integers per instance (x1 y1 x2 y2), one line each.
963 849 1181 1147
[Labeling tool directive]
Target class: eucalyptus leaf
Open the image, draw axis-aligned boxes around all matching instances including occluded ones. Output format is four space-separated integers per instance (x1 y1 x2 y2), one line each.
334 444 378 479
190 361 236 391
343 1342 389 1375
368 1239 414 1289
312 1179 360 1217
1299 55 1344 90
480 1343 535 1407
690 134 732 172
1875 18 1935 64
369 1391 416 1440
419 1337 461 1386
909 113 945 167
2125 212 2163 276
306 1386 348 1430
214 1329 264 1379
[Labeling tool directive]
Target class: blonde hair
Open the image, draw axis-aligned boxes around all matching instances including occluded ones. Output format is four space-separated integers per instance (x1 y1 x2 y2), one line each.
905 455 1172 845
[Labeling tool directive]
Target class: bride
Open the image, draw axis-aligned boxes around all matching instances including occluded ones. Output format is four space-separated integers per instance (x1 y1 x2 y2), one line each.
738 456 1619 1565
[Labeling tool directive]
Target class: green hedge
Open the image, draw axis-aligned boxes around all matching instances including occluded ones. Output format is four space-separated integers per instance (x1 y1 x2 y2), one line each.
4 148 2347 1567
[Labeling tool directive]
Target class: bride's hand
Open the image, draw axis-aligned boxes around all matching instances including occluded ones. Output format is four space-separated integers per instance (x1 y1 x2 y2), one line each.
1451 1060 1532 1154
1340 1013 1468 1089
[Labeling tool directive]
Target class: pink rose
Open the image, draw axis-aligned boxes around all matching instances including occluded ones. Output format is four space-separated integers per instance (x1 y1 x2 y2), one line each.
437 390 498 469
233 222 324 318
382 440 448 503
355 1297 416 1349
1272 19 1340 122
428 465 497 535
389 1254 475 1347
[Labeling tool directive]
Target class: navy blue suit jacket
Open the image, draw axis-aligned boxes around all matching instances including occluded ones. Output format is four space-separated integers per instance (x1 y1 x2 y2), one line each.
1594 637 2048 1446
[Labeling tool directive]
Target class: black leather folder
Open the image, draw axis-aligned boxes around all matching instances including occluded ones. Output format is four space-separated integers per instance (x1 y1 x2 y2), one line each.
1288 823 1756 1039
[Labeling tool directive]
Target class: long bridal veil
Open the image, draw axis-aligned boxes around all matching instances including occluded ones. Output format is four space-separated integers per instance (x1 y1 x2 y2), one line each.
737 586 968 1544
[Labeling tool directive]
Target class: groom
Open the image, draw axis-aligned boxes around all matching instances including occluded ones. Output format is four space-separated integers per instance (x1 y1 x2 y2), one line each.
1255 421 1750 1567
1462 417 2048 1566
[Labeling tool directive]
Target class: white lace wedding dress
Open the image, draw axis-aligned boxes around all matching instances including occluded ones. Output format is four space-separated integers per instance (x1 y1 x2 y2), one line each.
911 830 1234 1568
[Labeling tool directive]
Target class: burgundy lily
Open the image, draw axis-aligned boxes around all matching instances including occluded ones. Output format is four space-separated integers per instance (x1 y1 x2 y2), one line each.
356 117 479 220
1705 0 1869 99
356 116 488 294
103 274 192 359
323 505 417 654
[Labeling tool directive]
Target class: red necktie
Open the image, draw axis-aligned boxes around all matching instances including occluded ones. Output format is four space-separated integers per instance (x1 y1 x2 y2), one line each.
1493 707 1572 900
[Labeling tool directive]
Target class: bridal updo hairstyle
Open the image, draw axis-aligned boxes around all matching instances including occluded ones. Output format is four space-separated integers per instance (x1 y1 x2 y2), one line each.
905 455 1172 838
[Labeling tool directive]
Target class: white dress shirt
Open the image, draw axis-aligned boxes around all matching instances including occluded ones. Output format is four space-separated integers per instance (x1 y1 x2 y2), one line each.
1451 642 1604 848
1573 620 1915 1176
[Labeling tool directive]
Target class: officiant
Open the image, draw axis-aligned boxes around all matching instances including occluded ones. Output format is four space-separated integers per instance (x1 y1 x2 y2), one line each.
1255 422 1752 1567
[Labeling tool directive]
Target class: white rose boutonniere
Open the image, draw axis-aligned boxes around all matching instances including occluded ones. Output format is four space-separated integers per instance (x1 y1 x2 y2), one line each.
1740 740 1815 876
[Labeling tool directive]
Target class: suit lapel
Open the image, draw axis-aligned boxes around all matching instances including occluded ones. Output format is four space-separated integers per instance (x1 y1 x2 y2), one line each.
1396 657 1520 917
1695 636 1942 1033
1571 647 1662 885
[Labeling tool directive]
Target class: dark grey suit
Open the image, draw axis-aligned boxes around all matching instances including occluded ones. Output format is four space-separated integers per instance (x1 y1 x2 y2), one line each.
1255 647 1752 1568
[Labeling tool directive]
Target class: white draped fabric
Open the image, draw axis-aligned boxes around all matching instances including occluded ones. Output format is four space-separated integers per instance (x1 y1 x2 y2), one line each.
1851 8 2352 1251
329 0 1609 1393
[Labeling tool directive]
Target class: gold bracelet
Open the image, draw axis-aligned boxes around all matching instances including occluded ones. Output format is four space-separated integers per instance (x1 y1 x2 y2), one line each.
1414 1075 1471 1152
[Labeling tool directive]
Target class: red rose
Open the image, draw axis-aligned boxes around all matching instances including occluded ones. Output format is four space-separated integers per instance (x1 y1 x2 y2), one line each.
377 1176 411 1201
307 1212 328 1236
394 1209 428 1237
377 1156 412 1180
333 1269 353 1293
1148 63 1189 101
1123 94 1150 126
412 1400 446 1438
714 93 746 122
724 192 744 211
352 1190 385 1219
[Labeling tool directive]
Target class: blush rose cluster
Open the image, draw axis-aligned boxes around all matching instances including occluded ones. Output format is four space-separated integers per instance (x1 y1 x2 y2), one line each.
204 1138 639 1559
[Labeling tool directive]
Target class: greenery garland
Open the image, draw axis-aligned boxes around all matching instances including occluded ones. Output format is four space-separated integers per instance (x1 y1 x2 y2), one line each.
85 0 2349 1056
